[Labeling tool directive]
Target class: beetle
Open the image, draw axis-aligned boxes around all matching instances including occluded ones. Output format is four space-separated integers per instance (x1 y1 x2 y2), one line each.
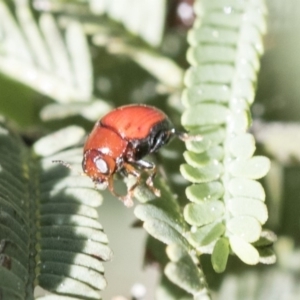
55 104 200 206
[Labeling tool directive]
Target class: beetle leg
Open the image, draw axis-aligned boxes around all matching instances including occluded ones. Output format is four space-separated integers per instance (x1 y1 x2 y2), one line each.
132 160 161 197
121 162 142 205
107 175 134 207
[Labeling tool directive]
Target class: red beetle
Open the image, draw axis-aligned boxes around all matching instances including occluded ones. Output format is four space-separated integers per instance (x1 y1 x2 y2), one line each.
55 104 199 206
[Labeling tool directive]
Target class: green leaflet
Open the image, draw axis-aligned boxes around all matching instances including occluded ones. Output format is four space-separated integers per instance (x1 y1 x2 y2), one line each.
229 156 271 179
0 123 111 300
185 65 235 86
184 201 224 227
227 216 262 243
187 222 225 247
156 274 193 300
133 176 210 298
183 147 224 167
180 163 223 183
38 275 102 299
185 182 224 203
89 0 167 47
228 133 256 159
184 127 225 153
164 244 209 298
227 197 268 224
211 237 230 273
180 0 274 272
182 104 229 127
165 257 204 295
228 178 265 201
229 236 259 265
182 84 231 107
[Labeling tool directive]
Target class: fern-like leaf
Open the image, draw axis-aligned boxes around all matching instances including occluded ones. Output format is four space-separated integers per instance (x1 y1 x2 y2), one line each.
133 178 211 299
180 0 275 272
0 0 112 122
0 122 112 300
89 0 167 47
33 0 184 91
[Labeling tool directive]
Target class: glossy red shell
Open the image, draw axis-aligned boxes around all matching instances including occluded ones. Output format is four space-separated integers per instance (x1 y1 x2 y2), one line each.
83 126 127 159
82 104 172 186
100 105 167 140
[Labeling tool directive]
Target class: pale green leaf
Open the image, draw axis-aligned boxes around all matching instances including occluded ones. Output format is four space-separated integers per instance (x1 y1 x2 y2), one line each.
39 250 104 273
65 21 93 100
187 221 225 247
185 65 234 86
239 42 260 71
228 178 265 201
229 156 271 179
0 122 111 299
203 12 243 29
187 45 236 66
185 127 225 153
182 103 229 127
199 0 247 11
228 133 256 159
40 101 112 122
40 203 99 219
180 163 223 183
200 0 267 13
0 1 97 104
134 201 186 234
227 197 268 224
229 236 259 265
165 255 204 295
258 248 276 265
183 147 223 167
39 261 107 290
39 238 112 261
33 126 85 157
38 275 101 299
231 80 255 105
227 216 261 243
202 9 266 36
227 111 250 134
184 201 224 226
188 26 238 47
181 84 231 107
16 4 52 72
0 1 33 62
90 0 166 47
253 230 277 248
143 219 190 249
185 182 224 203
40 225 108 243
211 237 229 273
156 275 193 300
166 244 187 262
41 187 103 207
39 13 73 85
235 60 256 82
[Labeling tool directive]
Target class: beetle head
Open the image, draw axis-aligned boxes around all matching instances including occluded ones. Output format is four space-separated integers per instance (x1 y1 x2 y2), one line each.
82 149 116 184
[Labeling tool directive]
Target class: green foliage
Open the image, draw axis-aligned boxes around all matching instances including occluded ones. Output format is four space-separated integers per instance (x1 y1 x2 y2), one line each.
0 123 112 299
180 0 275 273
2 0 298 299
133 180 211 299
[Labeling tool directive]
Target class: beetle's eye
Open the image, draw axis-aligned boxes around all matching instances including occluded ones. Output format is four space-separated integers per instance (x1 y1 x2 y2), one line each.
95 157 109 174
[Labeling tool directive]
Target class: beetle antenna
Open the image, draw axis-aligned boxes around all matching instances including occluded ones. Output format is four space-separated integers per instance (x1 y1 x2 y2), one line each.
176 132 203 142
52 160 73 170
52 160 86 177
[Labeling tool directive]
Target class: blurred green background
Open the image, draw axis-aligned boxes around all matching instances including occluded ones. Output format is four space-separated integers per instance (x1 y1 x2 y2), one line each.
1 0 300 299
